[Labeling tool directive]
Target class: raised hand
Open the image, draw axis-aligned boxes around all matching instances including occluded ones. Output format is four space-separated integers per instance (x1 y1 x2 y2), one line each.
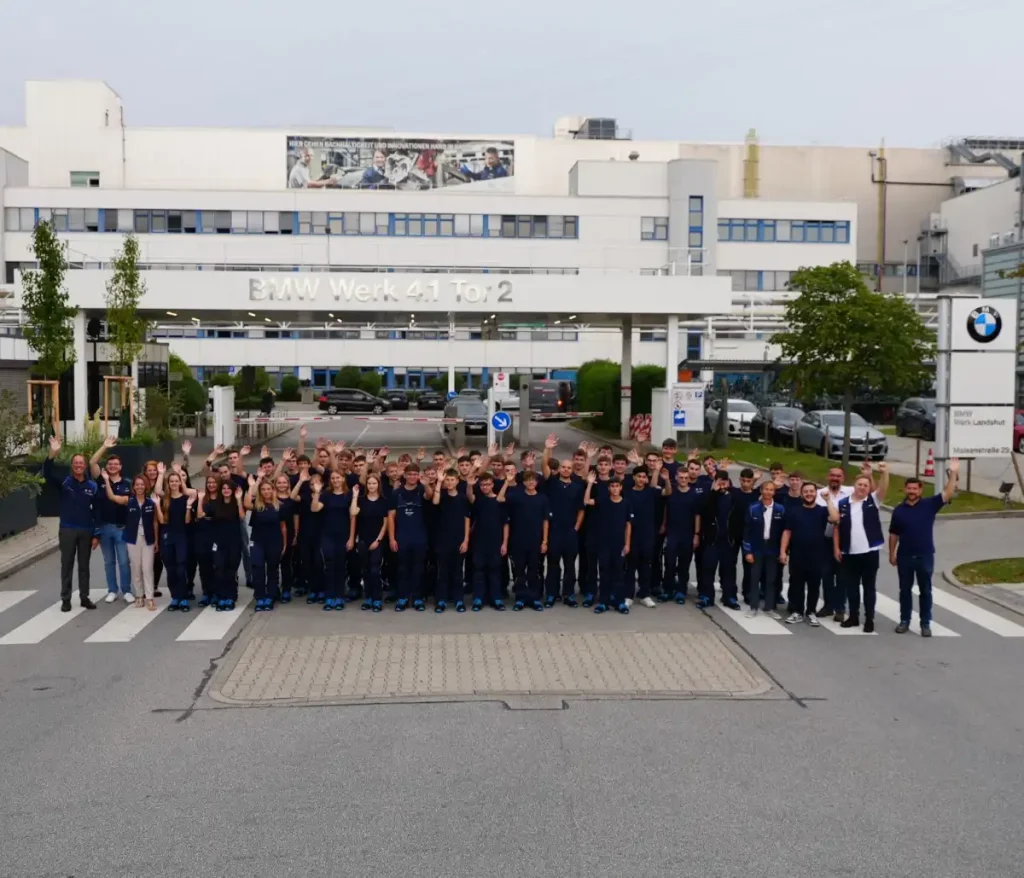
310 474 323 492
524 451 536 467
240 445 252 457
234 487 243 501
544 433 558 450
627 448 641 466
416 447 426 461
752 469 761 482
876 462 888 473
336 441 346 452
352 484 360 497
214 444 226 456
298 470 310 483
283 448 295 462
504 442 516 457
860 461 873 475
103 435 117 448
156 461 166 475
719 457 732 470
457 446 468 458
48 436 62 455
315 438 326 451
100 469 110 481
378 445 389 459
949 457 960 474
181 440 192 456
586 471 597 484
171 462 183 475
247 473 257 487
299 426 308 438
466 474 477 486
487 442 499 457
260 445 269 459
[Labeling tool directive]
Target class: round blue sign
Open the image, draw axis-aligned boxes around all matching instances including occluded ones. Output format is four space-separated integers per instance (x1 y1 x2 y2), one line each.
491 411 512 432
447 390 459 401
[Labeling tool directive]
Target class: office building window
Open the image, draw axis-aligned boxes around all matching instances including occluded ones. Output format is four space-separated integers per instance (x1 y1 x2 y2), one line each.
718 218 851 243
70 171 100 188
641 216 669 241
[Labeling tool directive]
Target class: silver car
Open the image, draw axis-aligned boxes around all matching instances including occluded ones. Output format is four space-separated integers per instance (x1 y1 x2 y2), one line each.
706 398 758 437
796 410 889 460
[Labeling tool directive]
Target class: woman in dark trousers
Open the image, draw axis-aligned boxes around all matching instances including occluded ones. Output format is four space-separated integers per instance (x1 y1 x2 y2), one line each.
310 470 353 611
351 475 390 612
245 477 287 612
193 476 220 606
142 460 164 596
210 480 245 611
154 465 196 612
274 474 299 603
43 437 100 612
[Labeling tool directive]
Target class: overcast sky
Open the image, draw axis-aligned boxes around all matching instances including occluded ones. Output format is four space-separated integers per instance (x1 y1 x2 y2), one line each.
1 0 1020 146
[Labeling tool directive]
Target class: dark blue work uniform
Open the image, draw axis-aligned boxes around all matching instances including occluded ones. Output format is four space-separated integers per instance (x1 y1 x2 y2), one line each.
277 496 297 596
627 486 662 600
44 458 99 603
193 494 218 600
582 478 611 598
471 493 507 604
664 488 701 597
211 499 243 602
783 504 829 615
742 500 787 610
889 493 946 627
319 491 351 601
160 495 190 602
545 475 584 599
250 504 284 602
391 484 428 602
355 494 389 602
295 477 323 596
505 490 550 603
700 488 738 603
435 492 471 604
594 495 633 606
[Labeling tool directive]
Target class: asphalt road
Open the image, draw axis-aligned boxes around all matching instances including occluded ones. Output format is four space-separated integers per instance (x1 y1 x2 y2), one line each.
3 418 1024 877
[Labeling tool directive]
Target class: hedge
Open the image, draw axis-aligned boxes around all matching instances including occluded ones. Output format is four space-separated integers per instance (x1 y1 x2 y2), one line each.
576 360 667 434
278 374 300 401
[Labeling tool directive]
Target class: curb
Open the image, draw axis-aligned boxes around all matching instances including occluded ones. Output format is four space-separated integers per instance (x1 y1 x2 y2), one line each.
0 536 59 582
941 569 1024 620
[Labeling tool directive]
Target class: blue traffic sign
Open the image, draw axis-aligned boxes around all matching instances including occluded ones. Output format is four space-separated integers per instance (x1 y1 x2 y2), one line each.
376 366 387 375
491 411 512 432
447 390 458 401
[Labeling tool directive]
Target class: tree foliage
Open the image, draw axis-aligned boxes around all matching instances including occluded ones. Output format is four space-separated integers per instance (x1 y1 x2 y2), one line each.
104 234 148 372
21 220 77 379
773 261 934 467
358 371 382 396
333 365 363 388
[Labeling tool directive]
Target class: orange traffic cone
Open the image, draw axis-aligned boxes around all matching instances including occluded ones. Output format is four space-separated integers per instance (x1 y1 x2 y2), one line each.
923 448 935 478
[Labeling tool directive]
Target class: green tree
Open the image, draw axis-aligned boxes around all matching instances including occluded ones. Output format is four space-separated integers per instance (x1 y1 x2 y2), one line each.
21 220 76 379
279 374 300 401
333 366 363 388
104 234 148 374
773 261 934 467
358 371 382 396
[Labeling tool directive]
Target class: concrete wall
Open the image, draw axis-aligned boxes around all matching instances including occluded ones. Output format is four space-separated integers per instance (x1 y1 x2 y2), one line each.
941 178 1022 269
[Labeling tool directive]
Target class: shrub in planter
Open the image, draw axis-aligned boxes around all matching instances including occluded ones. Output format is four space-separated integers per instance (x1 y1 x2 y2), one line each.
0 390 44 531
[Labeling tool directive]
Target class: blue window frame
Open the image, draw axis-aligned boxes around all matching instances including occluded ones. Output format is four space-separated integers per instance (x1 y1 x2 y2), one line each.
718 218 851 243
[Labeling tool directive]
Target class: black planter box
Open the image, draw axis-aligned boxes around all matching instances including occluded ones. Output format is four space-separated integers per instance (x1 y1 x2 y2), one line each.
18 440 175 518
0 487 39 538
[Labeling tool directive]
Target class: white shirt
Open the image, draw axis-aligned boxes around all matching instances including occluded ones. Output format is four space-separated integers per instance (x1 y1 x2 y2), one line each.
288 161 311 188
817 485 854 537
847 492 885 555
761 502 774 540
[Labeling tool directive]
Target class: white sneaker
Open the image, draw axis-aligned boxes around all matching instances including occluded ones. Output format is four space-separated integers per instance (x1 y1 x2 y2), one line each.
806 614 820 627
104 592 117 604
745 607 759 619
122 592 135 604
766 610 783 621
785 612 803 625
640 597 656 608
624 598 633 608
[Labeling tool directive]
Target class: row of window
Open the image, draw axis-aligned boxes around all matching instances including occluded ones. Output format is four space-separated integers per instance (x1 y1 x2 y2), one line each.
3 208 579 240
641 216 669 241
856 261 937 278
151 327 581 342
718 218 851 244
717 269 793 292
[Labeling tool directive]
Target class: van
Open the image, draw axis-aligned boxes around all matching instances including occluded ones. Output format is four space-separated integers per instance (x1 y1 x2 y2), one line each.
527 380 574 419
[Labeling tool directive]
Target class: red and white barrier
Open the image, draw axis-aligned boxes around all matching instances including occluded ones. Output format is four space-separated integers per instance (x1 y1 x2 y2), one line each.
530 411 603 420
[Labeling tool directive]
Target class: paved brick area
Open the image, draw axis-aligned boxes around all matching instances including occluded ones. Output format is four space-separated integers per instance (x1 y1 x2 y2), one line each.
211 630 769 704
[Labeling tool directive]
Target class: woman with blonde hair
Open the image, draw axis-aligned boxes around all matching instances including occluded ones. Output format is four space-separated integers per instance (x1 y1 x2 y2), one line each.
101 472 160 611
245 476 287 611
154 464 197 612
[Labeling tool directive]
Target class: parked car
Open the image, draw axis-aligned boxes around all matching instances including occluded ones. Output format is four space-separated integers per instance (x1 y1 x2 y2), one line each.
384 388 410 410
705 398 758 437
318 388 391 415
895 397 936 440
749 405 804 446
1015 410 1024 454
444 397 488 436
458 388 484 399
495 391 520 411
795 410 888 460
416 389 446 410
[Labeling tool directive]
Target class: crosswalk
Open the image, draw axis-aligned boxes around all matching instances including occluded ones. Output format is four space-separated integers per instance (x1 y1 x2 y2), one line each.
0 583 1022 646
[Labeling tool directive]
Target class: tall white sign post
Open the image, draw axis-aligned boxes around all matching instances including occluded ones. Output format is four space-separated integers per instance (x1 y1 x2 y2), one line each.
935 295 1018 494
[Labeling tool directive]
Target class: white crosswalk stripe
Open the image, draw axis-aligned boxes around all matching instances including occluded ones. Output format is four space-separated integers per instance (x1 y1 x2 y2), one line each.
873 594 959 637
176 593 253 641
85 595 170 643
817 614 876 636
926 588 1024 637
0 589 108 645
0 590 36 616
709 605 791 635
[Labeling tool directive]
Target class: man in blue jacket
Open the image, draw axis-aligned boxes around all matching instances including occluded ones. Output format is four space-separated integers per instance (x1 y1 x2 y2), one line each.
742 481 788 618
43 436 99 612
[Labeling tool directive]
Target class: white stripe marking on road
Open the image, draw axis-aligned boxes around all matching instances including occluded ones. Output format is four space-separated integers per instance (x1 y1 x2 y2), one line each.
0 589 107 645
925 588 1024 638
873 594 959 637
85 596 169 643
176 593 253 641
709 605 791 635
0 591 36 616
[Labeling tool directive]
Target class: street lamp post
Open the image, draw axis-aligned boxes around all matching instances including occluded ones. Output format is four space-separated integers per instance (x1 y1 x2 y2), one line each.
902 239 909 297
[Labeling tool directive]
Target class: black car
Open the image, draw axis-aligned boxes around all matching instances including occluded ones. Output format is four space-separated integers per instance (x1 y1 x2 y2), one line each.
416 389 446 410
444 397 488 435
749 405 804 446
384 388 410 410
318 388 392 415
895 397 936 440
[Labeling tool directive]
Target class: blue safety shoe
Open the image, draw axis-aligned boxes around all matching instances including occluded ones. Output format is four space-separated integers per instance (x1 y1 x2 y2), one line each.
674 592 687 605
413 599 426 612
697 595 713 609
361 600 373 611
372 600 383 613
513 600 525 611
322 598 334 611
544 595 556 608
395 599 409 612
531 600 544 612
564 595 578 608
168 599 180 612
279 590 292 604
435 601 447 614
315 592 326 604
455 601 466 613
582 593 595 608
306 592 317 605
179 600 191 613
493 599 505 611
198 595 212 608
723 597 741 610
594 603 607 614
472 598 484 612
617 602 629 615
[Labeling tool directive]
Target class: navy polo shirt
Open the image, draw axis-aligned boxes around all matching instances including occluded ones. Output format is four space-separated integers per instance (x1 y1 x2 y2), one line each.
628 486 661 547
506 490 550 551
783 504 829 557
44 459 98 532
546 476 584 533
436 492 471 551
96 476 130 526
665 488 701 538
471 494 506 554
889 494 946 556
597 496 634 549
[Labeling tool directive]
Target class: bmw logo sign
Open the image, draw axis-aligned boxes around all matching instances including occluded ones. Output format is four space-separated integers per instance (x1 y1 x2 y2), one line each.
966 305 1002 344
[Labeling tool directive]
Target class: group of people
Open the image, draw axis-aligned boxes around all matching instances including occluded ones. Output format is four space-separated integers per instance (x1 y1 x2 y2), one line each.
45 428 958 634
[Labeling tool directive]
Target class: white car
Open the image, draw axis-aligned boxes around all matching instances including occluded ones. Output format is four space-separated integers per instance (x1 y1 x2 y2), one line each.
705 398 758 437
